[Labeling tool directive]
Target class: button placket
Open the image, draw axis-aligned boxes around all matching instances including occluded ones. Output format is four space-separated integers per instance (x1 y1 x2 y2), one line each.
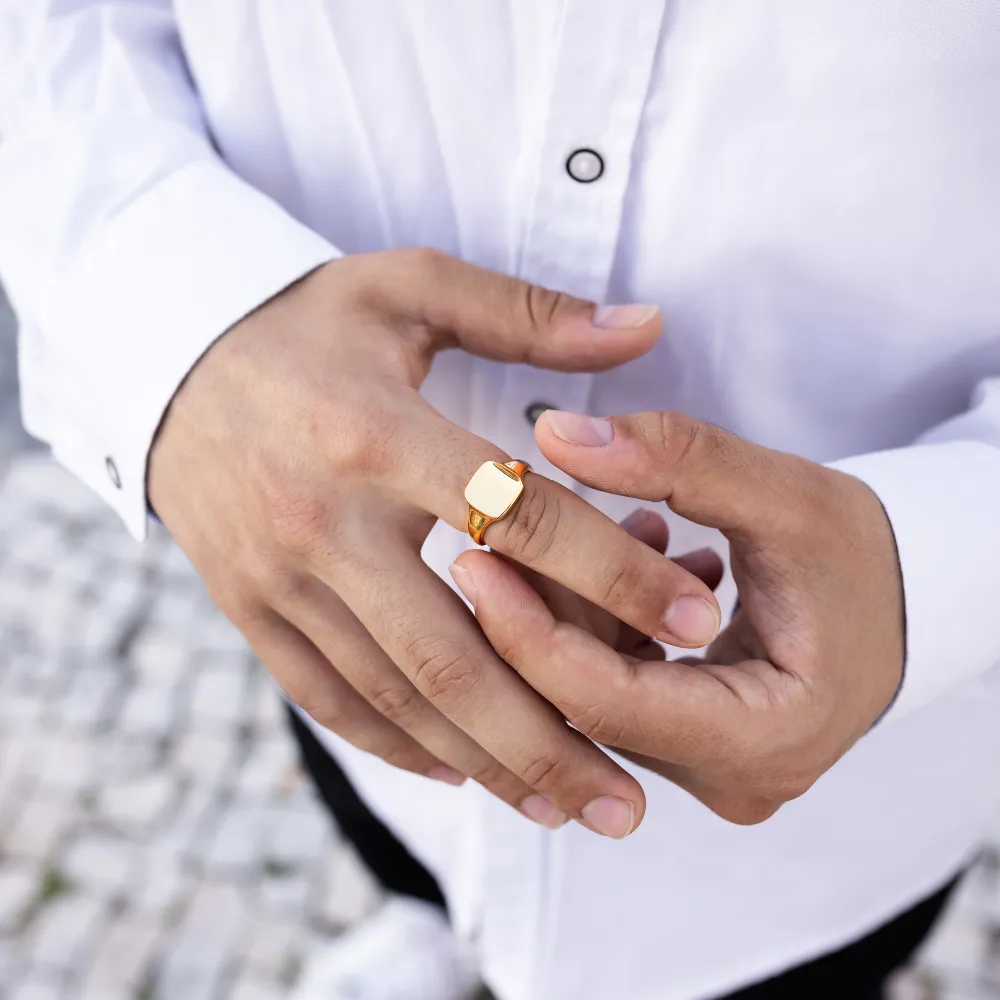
499 1 667 492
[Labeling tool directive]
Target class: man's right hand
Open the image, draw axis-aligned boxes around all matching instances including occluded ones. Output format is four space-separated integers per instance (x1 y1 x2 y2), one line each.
148 248 723 838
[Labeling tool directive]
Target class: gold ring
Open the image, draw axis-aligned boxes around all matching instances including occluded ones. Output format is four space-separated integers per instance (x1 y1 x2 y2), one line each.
464 460 532 545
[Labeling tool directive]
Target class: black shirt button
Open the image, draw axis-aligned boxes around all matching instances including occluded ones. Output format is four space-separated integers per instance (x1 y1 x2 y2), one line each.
524 402 555 426
566 148 604 183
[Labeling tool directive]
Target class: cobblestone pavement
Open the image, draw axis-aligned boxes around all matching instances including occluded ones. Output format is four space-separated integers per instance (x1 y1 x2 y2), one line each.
0 294 36 471
1 309 999 999
0 457 384 999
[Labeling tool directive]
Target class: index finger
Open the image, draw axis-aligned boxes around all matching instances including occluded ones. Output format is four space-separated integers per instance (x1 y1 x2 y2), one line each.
391 404 722 648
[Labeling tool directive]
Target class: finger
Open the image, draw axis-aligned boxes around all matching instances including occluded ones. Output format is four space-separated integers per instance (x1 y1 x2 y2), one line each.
281 576 566 825
508 557 664 658
616 509 668 651
372 247 663 372
237 606 453 782
619 508 669 553
503 555 598 636
673 547 726 591
496 508 670 645
617 514 724 649
536 409 811 539
388 406 723 648
323 538 647 838
453 548 747 772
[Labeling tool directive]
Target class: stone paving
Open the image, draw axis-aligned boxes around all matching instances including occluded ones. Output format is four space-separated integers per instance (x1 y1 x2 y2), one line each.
0 457 384 1000
0 299 999 999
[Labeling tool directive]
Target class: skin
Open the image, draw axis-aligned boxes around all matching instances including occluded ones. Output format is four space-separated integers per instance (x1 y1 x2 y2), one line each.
148 248 725 839
452 408 906 826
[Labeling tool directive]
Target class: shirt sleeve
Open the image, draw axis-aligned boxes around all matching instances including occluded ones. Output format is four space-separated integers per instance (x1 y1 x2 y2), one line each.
0 1 339 539
829 376 1000 722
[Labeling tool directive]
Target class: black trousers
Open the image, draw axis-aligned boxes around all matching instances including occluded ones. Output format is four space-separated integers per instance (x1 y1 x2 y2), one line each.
288 708 958 1000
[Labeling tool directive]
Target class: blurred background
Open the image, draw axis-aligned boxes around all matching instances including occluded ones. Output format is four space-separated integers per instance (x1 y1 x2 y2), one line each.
0 285 383 999
0 282 999 999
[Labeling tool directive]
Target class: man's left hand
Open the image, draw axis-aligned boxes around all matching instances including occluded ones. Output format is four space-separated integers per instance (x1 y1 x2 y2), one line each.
450 410 906 826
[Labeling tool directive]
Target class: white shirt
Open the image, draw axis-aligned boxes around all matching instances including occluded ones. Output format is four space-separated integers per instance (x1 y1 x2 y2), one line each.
2 3 1000 998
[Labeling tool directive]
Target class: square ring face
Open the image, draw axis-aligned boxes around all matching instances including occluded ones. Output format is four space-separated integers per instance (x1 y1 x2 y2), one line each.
464 462 524 519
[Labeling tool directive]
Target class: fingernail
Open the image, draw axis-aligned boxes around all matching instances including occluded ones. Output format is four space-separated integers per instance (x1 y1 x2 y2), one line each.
661 595 721 646
449 564 477 609
593 304 659 329
581 796 636 839
520 794 568 830
428 766 467 786
544 410 614 447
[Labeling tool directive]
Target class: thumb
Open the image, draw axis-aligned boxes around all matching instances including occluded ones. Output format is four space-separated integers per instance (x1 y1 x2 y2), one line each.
381 248 662 372
535 409 807 537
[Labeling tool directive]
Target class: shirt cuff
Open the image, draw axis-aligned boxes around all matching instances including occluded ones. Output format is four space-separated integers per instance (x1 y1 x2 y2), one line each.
829 441 1000 723
45 159 339 539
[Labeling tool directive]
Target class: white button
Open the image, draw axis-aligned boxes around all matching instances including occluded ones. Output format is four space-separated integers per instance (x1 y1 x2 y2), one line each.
106 456 121 489
566 148 604 183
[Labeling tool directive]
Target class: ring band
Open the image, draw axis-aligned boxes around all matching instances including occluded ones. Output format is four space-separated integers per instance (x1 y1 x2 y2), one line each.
464 459 532 545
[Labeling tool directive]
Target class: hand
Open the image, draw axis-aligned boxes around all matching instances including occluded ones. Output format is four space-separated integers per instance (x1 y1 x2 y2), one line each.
451 409 905 825
149 249 724 837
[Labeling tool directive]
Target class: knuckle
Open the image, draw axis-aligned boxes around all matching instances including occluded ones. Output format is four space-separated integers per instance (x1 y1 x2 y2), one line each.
243 551 308 605
465 756 510 791
223 595 271 634
367 682 424 727
374 247 455 319
499 483 561 564
373 739 425 773
653 411 707 474
373 246 449 294
569 701 629 747
595 558 645 611
407 634 482 708
518 280 564 335
262 483 330 555
209 579 269 631
400 245 451 279
296 691 348 733
323 394 396 481
374 247 455 343
351 247 455 352
518 751 564 790
259 424 395 559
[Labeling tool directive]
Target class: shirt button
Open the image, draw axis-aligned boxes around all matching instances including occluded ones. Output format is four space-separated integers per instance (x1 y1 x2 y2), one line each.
106 456 121 489
565 148 604 184
524 402 555 426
